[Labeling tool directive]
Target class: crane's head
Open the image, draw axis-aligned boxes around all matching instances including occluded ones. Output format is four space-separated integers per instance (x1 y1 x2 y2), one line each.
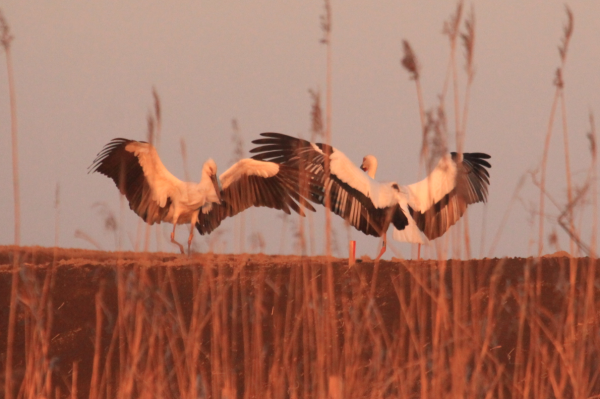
360 155 378 179
203 159 222 203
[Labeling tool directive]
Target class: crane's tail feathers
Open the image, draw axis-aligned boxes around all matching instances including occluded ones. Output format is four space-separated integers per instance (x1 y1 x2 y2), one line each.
392 225 429 245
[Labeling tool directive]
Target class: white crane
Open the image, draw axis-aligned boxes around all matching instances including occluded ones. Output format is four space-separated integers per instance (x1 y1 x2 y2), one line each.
90 138 317 254
250 133 491 260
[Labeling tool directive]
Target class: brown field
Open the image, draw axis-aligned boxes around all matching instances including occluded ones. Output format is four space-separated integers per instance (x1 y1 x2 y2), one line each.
1 245 599 398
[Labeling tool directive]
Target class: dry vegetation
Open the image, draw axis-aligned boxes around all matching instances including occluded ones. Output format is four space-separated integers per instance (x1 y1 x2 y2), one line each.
2 2 600 399
1 247 600 399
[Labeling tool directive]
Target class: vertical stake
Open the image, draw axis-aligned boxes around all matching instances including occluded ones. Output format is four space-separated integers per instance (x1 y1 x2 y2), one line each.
348 240 356 266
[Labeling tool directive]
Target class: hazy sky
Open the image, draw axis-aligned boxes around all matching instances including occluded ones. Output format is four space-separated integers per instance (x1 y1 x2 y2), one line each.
1 1 599 259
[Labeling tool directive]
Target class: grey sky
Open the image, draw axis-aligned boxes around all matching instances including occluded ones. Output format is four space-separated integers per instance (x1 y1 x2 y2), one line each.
1 1 599 259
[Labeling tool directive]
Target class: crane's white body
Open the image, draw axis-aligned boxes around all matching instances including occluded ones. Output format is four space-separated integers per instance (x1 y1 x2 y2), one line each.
125 141 221 227
250 133 490 260
92 138 315 254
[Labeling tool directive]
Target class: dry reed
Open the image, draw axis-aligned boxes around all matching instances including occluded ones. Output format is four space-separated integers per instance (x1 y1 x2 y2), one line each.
538 6 574 258
2 10 20 399
230 119 246 253
4 249 599 398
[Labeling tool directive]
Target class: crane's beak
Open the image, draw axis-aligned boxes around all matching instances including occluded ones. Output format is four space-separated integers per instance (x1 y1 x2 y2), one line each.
211 174 223 203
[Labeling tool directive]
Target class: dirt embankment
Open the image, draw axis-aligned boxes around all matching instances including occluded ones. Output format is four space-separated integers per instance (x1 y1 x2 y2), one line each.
1 246 598 398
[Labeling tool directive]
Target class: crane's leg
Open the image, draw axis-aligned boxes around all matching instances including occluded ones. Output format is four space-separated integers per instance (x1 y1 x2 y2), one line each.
170 224 185 254
187 223 195 256
375 233 387 262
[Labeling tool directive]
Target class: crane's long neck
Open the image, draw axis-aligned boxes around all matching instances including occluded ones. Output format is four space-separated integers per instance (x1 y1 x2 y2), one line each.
199 158 222 203
367 166 376 179
361 155 378 179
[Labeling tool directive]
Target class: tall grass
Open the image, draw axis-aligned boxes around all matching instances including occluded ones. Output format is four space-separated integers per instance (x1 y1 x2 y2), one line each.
3 249 599 398
230 119 246 254
1 9 21 399
145 91 163 252
317 1 341 388
538 7 574 259
0 8 19 248
320 0 333 260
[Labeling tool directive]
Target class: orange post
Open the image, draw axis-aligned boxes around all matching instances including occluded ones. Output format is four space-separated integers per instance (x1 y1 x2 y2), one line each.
349 240 356 266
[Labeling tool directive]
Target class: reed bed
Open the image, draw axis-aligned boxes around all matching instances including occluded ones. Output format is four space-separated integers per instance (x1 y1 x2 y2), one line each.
1 249 600 398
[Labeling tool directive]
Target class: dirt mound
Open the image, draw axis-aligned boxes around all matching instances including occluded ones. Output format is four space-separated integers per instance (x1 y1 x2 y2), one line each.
1 246 599 398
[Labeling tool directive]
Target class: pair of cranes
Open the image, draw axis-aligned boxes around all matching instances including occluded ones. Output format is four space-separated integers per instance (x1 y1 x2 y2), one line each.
89 133 491 259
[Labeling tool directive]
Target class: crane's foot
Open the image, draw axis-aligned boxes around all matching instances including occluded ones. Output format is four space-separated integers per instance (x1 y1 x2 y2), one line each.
375 239 386 262
187 226 195 257
171 232 185 254
174 243 185 254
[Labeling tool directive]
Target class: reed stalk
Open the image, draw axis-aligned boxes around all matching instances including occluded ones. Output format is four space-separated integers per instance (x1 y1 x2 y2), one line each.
1 10 20 399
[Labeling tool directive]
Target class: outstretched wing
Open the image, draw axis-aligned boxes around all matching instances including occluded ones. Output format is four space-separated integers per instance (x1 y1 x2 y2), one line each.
195 159 320 235
89 138 180 224
251 132 407 237
404 152 491 240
